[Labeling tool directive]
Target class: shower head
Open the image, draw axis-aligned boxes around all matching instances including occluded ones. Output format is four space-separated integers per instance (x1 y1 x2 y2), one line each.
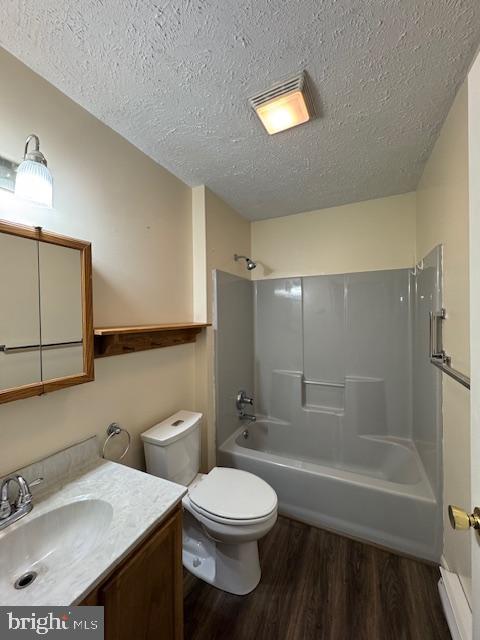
234 254 257 271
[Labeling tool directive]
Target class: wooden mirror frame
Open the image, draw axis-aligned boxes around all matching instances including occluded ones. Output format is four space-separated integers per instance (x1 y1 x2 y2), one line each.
0 219 94 404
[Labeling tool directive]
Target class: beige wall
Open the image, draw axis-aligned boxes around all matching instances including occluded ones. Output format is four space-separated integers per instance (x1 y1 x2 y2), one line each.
251 192 416 279
0 47 195 473
204 186 252 322
192 186 251 322
416 83 471 603
192 186 251 469
192 187 208 323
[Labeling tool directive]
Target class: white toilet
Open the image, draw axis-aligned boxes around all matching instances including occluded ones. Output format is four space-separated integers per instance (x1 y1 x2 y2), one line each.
141 410 278 595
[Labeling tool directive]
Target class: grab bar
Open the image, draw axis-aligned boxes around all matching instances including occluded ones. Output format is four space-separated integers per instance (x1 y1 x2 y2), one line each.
429 309 470 390
429 309 446 361
304 379 345 388
430 358 470 390
0 340 83 354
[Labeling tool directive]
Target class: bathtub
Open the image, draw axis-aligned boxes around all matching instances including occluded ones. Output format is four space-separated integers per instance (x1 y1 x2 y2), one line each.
218 420 441 561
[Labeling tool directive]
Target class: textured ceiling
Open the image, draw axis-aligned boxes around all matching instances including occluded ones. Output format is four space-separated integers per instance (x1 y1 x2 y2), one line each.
1 1 480 220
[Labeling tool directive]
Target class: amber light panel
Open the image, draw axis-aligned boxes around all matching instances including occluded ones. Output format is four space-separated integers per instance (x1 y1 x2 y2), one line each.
255 91 310 135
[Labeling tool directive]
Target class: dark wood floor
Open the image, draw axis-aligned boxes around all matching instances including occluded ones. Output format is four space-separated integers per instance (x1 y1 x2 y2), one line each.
184 516 451 640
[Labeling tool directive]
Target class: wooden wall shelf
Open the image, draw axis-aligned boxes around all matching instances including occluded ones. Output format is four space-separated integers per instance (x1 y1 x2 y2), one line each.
94 323 210 359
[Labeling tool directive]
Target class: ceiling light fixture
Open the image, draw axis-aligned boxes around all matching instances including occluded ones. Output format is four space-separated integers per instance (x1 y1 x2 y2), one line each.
15 134 53 207
249 72 314 135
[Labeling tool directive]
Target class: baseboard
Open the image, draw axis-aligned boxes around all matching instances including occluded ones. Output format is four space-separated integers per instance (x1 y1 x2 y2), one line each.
438 567 472 640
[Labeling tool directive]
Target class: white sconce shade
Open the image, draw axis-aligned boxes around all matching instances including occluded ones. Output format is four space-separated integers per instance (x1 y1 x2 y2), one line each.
14 134 53 207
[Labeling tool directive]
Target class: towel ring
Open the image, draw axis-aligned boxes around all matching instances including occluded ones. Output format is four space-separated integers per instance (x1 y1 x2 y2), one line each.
102 422 131 461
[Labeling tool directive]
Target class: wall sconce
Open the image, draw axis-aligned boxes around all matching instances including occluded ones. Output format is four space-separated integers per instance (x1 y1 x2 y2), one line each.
14 134 53 207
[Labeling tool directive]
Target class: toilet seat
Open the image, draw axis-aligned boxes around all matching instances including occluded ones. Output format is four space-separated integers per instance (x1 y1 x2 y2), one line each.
186 497 277 526
188 467 278 524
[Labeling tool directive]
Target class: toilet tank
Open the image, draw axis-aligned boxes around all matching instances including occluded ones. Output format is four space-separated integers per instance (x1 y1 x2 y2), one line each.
141 410 202 486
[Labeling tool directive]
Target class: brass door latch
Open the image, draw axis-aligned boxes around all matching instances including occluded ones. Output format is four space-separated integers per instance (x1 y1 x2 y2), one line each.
448 505 480 530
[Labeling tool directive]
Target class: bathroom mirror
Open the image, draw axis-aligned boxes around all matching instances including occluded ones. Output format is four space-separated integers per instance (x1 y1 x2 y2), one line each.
0 219 94 403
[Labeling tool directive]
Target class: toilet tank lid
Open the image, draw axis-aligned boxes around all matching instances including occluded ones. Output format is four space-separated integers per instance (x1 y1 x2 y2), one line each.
141 410 202 446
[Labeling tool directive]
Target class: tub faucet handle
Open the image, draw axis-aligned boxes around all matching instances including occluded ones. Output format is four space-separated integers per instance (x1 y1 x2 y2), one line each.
236 390 254 410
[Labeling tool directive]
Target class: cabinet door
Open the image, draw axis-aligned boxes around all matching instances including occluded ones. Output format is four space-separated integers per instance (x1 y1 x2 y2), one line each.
0 233 41 391
100 508 183 640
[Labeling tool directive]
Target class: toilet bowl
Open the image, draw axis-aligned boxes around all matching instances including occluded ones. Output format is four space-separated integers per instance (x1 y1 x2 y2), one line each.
183 467 277 594
141 411 278 595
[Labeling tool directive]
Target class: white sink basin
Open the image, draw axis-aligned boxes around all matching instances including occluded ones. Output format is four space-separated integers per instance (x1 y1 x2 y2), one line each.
0 498 113 592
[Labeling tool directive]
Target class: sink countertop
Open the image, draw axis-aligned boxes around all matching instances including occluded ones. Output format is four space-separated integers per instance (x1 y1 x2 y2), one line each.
0 456 186 606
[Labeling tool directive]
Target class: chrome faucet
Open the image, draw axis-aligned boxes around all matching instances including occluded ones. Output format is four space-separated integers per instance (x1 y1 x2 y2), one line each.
0 475 43 531
236 390 256 422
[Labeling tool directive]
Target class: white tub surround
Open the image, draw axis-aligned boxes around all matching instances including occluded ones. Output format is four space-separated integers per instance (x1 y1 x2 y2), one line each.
0 438 186 606
219 423 438 561
215 259 443 562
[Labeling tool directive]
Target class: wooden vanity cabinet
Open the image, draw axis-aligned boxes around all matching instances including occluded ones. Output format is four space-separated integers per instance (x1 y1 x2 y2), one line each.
80 505 183 640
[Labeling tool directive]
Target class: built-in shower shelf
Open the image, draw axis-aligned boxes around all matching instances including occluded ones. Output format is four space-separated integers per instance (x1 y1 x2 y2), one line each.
93 323 210 358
